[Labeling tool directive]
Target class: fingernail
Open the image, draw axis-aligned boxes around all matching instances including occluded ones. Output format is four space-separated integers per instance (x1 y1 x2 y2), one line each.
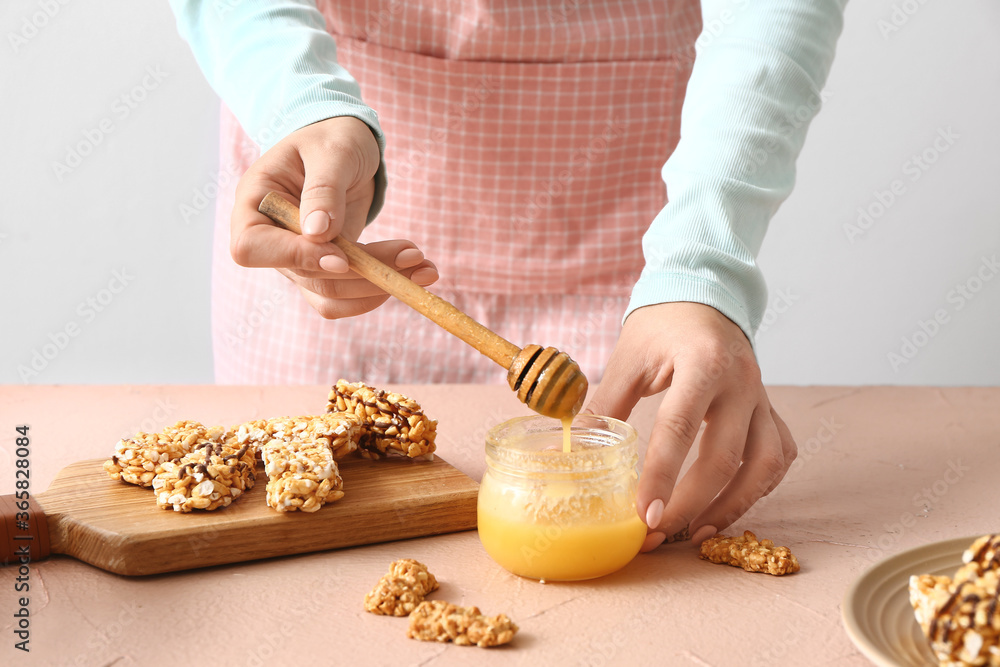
410 267 438 284
394 248 424 268
690 525 718 545
319 254 349 273
644 498 664 529
303 210 330 236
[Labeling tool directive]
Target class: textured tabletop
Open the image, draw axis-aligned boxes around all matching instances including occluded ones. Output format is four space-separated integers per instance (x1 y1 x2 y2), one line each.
1 384 998 666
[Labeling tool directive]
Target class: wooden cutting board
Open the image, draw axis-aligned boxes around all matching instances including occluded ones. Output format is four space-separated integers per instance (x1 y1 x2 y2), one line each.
1 455 479 576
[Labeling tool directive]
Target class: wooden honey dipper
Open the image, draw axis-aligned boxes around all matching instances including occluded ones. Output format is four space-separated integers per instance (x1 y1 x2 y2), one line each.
258 192 589 420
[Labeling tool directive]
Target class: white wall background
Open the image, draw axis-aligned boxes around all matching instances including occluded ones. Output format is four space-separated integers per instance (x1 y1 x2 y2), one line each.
2 1 998 386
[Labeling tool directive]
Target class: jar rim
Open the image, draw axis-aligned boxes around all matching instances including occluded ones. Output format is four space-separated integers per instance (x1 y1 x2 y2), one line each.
485 414 638 476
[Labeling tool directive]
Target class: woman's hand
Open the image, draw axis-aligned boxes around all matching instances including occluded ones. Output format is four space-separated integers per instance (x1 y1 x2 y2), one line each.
586 302 797 551
229 116 438 318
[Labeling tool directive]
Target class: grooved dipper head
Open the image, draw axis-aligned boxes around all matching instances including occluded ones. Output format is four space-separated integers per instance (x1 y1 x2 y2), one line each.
506 345 588 420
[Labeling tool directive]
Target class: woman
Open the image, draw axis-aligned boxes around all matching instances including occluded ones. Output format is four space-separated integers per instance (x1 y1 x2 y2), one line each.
169 0 846 550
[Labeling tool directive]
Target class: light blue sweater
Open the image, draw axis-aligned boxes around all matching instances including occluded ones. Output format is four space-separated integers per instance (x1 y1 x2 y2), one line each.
169 0 846 347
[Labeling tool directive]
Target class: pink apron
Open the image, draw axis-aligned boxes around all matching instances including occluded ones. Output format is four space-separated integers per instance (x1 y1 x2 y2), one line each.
212 0 701 385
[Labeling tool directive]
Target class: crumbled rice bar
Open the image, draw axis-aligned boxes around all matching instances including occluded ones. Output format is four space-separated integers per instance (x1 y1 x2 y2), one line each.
364 559 440 616
699 530 800 576
666 526 691 543
406 600 518 648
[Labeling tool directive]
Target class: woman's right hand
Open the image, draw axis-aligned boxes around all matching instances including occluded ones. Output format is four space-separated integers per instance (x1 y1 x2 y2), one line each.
229 116 439 319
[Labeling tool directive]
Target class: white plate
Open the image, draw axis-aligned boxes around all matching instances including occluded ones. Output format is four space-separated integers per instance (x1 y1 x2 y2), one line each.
842 536 976 666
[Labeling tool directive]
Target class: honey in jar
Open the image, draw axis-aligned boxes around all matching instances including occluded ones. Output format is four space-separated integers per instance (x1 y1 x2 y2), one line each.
477 415 646 581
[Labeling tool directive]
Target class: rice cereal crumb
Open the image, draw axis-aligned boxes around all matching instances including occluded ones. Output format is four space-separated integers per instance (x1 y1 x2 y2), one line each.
364 559 440 617
406 600 518 648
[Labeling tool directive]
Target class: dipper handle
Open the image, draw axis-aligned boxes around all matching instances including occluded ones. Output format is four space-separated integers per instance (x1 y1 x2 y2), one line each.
258 193 522 369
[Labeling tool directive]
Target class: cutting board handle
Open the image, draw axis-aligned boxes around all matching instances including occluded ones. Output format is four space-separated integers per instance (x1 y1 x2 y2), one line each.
0 494 51 565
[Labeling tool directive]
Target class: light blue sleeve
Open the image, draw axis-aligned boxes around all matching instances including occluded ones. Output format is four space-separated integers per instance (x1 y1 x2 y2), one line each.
167 0 387 220
624 0 847 348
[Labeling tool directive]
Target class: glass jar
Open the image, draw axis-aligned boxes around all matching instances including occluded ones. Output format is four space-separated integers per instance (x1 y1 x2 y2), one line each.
477 414 646 581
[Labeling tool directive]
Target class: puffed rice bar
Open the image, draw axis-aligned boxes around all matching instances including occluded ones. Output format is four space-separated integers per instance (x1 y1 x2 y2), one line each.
261 438 344 513
910 574 955 637
960 535 1000 580
699 530 800 576
406 600 518 648
364 559 440 616
233 412 364 460
327 380 437 459
909 534 1000 666
103 420 228 487
152 440 257 512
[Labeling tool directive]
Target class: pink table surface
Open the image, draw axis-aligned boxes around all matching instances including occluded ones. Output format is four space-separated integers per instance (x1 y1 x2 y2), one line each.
1 385 998 667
